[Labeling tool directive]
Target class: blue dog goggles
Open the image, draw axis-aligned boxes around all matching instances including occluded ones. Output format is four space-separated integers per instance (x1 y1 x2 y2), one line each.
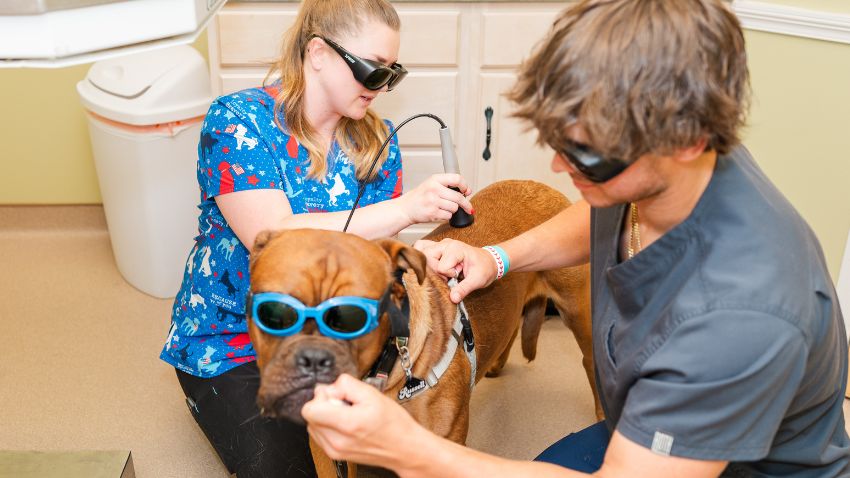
250 292 385 340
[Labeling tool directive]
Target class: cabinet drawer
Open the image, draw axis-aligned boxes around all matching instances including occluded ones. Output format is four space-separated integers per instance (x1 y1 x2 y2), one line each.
481 10 561 67
400 150 445 194
398 222 439 245
218 10 296 66
219 72 266 94
217 8 459 67
397 11 460 66
371 72 458 147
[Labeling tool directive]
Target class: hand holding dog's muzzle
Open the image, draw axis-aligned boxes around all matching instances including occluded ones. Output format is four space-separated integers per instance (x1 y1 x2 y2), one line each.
302 374 427 471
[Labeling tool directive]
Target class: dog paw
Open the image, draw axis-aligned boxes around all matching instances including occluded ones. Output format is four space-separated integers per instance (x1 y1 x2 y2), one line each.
484 367 504 378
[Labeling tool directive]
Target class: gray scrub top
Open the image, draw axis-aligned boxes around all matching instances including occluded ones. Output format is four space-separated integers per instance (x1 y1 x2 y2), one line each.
590 146 850 476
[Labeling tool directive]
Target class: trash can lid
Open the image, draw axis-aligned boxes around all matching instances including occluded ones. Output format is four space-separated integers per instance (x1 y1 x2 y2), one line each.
77 45 212 126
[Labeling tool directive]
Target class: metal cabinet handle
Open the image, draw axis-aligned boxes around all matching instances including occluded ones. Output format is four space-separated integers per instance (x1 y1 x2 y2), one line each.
482 106 493 161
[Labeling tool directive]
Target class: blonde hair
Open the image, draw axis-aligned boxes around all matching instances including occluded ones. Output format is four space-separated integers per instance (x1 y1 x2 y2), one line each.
265 0 401 181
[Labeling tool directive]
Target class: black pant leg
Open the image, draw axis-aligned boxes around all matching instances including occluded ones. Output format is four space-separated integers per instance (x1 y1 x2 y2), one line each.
176 362 317 478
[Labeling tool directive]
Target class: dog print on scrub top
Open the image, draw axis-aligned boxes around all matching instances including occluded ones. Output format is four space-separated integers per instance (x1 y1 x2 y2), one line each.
159 84 403 378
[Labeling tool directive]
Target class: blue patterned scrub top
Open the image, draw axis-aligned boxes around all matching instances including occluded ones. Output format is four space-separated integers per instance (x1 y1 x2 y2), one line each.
159 84 403 377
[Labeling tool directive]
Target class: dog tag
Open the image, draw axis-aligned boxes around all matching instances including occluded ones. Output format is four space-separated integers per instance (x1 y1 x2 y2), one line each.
398 377 428 402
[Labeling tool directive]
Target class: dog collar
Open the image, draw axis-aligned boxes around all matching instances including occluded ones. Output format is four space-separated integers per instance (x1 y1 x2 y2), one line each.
377 268 410 338
363 269 411 391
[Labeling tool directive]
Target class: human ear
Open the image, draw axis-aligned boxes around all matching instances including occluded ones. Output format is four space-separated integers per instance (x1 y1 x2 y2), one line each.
676 136 710 164
305 37 327 71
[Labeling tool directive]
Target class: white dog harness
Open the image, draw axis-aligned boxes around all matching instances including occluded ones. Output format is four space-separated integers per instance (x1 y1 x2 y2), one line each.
396 278 477 402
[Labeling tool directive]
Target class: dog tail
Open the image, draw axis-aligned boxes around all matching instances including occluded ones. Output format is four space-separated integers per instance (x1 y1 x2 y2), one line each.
520 296 548 361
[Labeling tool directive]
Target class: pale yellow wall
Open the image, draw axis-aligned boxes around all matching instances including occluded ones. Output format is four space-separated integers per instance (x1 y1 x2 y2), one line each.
1 63 99 203
730 0 849 280
0 33 208 204
742 30 850 281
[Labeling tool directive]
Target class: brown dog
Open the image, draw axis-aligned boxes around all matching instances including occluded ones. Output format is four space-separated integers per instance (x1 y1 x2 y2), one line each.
424 180 598 413
247 180 598 477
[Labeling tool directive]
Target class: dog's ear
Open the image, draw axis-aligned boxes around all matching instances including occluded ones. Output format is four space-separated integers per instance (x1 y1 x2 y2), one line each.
375 238 427 285
250 229 281 264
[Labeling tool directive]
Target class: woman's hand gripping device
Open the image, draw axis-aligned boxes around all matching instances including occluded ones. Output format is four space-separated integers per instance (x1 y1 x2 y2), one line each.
344 113 474 232
438 126 474 228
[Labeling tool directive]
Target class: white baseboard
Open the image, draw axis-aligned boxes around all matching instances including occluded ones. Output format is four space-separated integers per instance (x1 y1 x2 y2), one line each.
733 0 850 45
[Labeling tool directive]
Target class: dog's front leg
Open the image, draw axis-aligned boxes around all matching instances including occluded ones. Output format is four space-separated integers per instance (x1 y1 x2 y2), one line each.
445 404 471 445
310 436 353 478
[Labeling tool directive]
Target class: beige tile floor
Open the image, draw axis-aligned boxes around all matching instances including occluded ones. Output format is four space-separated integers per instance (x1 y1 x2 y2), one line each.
0 206 598 477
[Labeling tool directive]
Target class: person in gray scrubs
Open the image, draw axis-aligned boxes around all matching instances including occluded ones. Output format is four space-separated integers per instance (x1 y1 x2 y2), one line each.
299 0 850 477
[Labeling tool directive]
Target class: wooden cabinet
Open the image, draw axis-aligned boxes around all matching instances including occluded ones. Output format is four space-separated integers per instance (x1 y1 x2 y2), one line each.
208 2 577 242
473 6 579 201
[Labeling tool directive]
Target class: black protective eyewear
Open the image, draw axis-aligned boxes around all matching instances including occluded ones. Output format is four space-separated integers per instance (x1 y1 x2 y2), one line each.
560 142 630 183
313 35 407 92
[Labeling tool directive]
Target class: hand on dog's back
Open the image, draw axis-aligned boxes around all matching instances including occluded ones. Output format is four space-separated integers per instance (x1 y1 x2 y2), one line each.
415 180 573 303
413 239 496 303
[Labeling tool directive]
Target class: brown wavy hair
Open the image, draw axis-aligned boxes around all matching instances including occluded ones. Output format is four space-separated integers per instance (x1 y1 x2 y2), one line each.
265 0 400 181
509 0 750 161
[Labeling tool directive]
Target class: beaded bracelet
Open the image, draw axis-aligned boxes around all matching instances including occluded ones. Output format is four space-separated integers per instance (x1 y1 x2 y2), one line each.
482 245 510 280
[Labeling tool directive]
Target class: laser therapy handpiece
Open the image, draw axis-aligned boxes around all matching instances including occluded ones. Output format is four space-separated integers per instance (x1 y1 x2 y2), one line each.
439 126 474 228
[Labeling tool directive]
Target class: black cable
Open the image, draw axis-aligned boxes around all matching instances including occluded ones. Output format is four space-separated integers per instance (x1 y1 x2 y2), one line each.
342 113 446 232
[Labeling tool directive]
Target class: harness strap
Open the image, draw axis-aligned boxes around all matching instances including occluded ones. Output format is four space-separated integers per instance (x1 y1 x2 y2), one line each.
397 278 476 401
363 340 400 390
334 459 348 478
455 296 477 389
424 310 463 387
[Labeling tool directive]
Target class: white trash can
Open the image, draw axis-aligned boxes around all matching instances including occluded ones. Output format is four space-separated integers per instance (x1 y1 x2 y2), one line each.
77 45 211 298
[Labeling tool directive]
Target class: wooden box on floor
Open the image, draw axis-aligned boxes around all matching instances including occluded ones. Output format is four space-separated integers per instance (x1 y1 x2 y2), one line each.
0 451 134 478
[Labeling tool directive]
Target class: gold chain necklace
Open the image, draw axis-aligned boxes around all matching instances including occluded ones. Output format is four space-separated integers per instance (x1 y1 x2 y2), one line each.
627 202 642 259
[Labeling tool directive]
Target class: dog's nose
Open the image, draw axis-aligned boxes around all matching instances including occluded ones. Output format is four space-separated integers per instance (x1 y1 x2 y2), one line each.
295 347 335 376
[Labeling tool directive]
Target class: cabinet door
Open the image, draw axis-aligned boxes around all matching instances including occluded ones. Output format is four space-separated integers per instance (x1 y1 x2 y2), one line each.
473 7 579 202
474 74 580 203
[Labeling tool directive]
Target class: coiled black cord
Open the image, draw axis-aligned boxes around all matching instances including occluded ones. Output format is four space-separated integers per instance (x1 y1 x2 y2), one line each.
342 113 446 232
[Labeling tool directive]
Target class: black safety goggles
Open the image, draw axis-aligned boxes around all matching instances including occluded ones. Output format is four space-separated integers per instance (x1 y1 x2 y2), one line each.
313 35 407 92
559 142 630 183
